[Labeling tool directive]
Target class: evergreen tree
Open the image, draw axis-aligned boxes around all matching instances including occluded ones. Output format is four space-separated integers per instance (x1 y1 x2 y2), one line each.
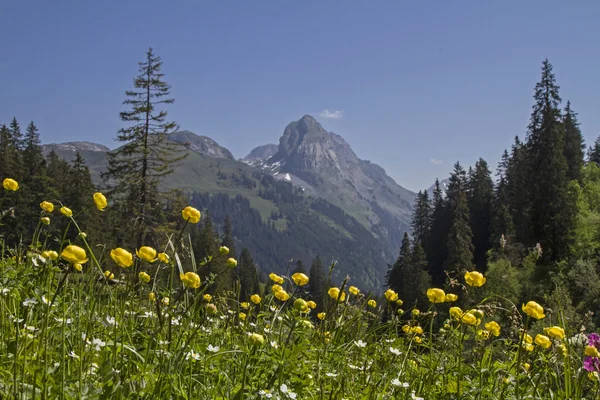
563 101 585 183
221 215 237 259
309 255 326 313
102 47 186 247
411 190 432 248
20 122 47 236
492 152 514 247
427 179 450 285
444 162 474 276
468 158 494 272
506 136 530 243
293 260 306 274
525 59 575 262
237 248 259 301
387 233 430 310
0 124 11 178
9 117 23 151
588 136 600 165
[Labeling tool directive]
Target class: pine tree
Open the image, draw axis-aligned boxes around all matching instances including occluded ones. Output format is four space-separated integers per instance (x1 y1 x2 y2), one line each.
387 233 430 310
20 122 48 235
309 255 326 313
492 151 514 246
506 136 530 243
238 248 259 301
293 260 306 274
468 158 494 272
0 124 11 178
102 48 186 247
427 179 450 285
444 162 474 276
525 59 575 262
221 215 237 258
9 118 23 151
563 101 585 183
588 136 600 165
411 190 432 248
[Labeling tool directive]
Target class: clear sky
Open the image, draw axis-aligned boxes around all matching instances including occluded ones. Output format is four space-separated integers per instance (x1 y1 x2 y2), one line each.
1 1 599 191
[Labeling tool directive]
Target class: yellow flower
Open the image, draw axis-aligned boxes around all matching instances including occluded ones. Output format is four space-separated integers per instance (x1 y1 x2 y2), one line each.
148 292 156 301
523 343 534 352
414 336 422 344
158 253 170 263
534 334 551 349
61 245 88 264
523 363 530 372
397 309 405 316
41 250 58 261
269 273 284 284
111 248 134 268
180 272 201 289
138 271 151 283
461 313 477 326
182 206 201 223
411 326 424 335
402 325 411 333
384 289 398 302
327 287 346 302
226 258 237 268
476 329 490 340
367 299 377 308
2 178 18 191
464 271 486 287
73 263 82 272
239 312 246 321
294 298 308 312
557 344 568 357
93 192 107 211
203 294 212 302
40 201 54 213
249 333 265 345
41 217 50 225
485 321 501 337
307 300 316 309
427 288 446 303
589 372 600 381
271 284 283 293
450 306 464 320
104 270 115 280
317 312 326 320
250 294 261 304
544 326 565 340
585 345 600 358
412 309 420 317
522 301 545 320
162 297 170 306
274 289 290 301
520 331 533 344
445 293 458 302
292 272 309 286
78 232 87 239
219 246 229 255
241 302 250 309
60 206 73 217
396 299 404 306
136 246 157 263
349 286 360 295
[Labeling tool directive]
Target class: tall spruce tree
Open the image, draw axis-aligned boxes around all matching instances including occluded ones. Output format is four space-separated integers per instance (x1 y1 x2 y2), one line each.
238 248 259 301
588 136 600 165
0 124 11 178
309 255 326 313
492 151 514 246
427 179 450 285
444 162 474 276
562 101 585 183
387 233 430 310
468 158 494 272
506 136 530 243
525 59 575 262
411 190 432 248
102 48 186 247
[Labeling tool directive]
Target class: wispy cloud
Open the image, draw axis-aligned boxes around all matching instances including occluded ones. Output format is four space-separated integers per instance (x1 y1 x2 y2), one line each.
319 109 344 120
430 158 444 165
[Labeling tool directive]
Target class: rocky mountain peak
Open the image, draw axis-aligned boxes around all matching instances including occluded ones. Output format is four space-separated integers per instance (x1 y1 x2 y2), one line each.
168 130 234 160
241 144 278 165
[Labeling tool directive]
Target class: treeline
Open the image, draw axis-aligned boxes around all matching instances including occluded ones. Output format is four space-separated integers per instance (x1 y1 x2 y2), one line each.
387 60 600 327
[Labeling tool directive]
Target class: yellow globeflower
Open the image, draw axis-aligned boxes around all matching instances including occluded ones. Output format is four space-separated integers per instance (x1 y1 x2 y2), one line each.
411 326 424 335
292 272 309 286
412 309 420 317
136 246 157 263
226 258 237 268
60 245 88 264
239 312 247 321
396 299 404 306
449 306 464 320
181 206 201 223
138 271 151 283
461 313 477 326
249 333 265 345
476 329 490 341
271 284 283 294
520 331 533 344
464 271 486 287
544 326 565 340
111 248 134 268
250 294 261 304
585 346 600 358
367 299 377 308
180 272 201 289
104 270 115 280
41 250 58 261
306 300 317 309
534 334 552 349
203 294 212 302
60 206 73 217
73 263 83 272
522 301 545 320
148 292 156 301
41 217 50 225
349 286 360 295
317 312 326 320
40 201 54 213
327 287 346 302
269 273 284 284
219 246 229 255
158 253 170 263
162 297 170 306
426 288 446 303
2 178 18 191
274 289 290 301
445 293 458 302
93 192 107 211
241 302 250 309
402 325 411 333
523 363 530 372
485 321 501 337
294 298 308 312
384 289 398 302
523 343 534 352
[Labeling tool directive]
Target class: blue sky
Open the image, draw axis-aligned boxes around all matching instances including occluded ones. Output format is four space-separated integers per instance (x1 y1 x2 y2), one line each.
1 1 599 191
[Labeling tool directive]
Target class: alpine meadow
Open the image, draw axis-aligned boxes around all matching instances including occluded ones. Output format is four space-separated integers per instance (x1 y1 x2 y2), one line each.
2 7 600 400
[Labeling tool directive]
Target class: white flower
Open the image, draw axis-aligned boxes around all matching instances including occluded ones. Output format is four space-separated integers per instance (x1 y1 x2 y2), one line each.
385 339 395 343
68 351 79 359
270 306 277 312
264 327 272 334
326 372 338 377
348 364 363 371
9 316 23 323
270 341 279 349
249 322 257 327
389 347 401 356
186 350 201 361
207 344 220 353
42 295 50 305
354 340 367 348
171 317 181 326
280 384 297 399
0 288 10 295
392 379 409 388
258 390 273 398
92 338 106 351
227 309 235 315
411 392 424 400
139 311 154 318
104 316 117 327
22 297 38 307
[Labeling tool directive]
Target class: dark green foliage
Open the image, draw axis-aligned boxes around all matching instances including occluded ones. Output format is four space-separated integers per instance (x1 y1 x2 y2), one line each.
309 256 326 313
588 135 600 165
492 151 514 246
563 101 585 183
411 190 431 248
427 179 450 285
468 158 494 272
387 233 430 310
506 136 530 244
238 248 260 301
293 260 306 274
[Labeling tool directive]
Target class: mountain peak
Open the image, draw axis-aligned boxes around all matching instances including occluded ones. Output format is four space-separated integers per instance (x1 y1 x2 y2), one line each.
168 130 234 160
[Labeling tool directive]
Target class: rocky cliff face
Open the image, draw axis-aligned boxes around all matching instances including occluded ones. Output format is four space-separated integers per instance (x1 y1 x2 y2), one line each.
241 144 278 165
168 130 234 160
